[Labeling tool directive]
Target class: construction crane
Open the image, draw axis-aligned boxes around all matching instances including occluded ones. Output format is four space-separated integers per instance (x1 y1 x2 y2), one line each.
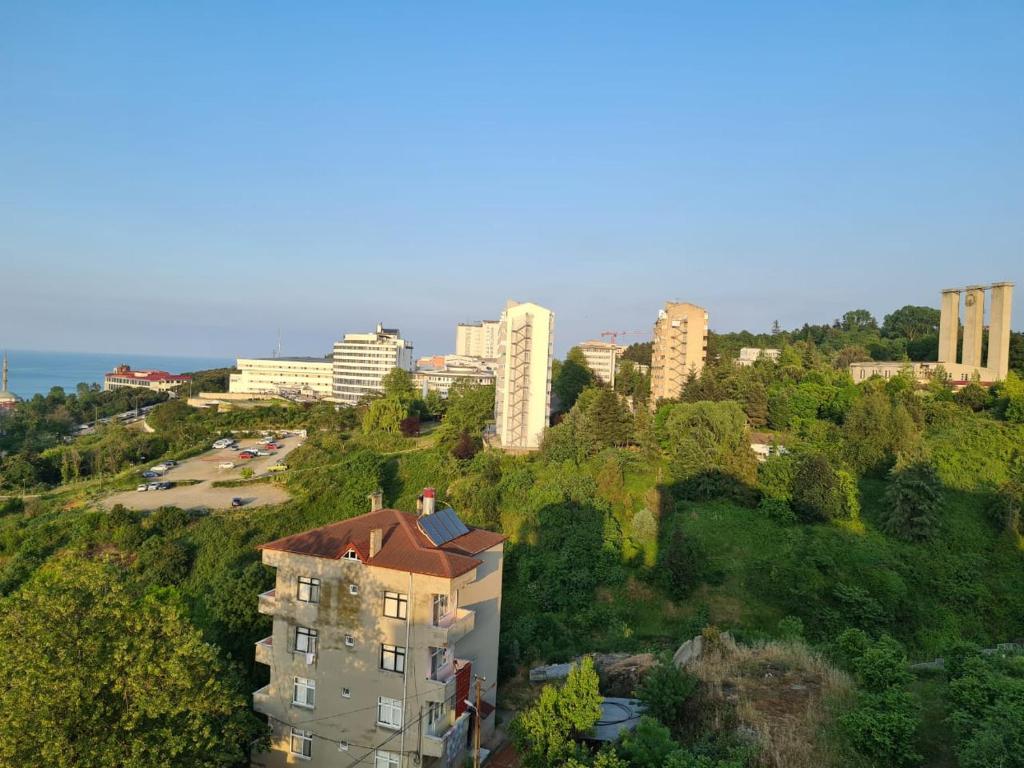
600 329 649 346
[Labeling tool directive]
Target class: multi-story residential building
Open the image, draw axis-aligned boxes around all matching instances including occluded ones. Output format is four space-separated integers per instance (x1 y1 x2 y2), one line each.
252 489 505 768
649 302 708 405
230 356 334 400
103 364 191 392
578 340 625 387
493 300 554 451
454 321 500 360
736 347 780 366
332 324 414 406
413 357 495 398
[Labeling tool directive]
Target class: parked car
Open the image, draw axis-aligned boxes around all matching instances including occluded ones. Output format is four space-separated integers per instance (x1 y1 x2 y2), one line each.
149 465 168 474
238 451 256 459
255 449 271 457
231 497 244 508
268 463 288 472
218 462 236 470
156 482 173 490
264 443 280 450
163 460 177 467
137 484 148 492
146 482 161 491
212 438 233 449
141 471 160 479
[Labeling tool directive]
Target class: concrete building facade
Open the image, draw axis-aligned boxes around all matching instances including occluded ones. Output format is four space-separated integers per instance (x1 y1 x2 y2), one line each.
850 282 1015 385
332 325 414 406
230 357 334 400
413 357 495 398
454 321 500 360
649 302 709 405
578 340 625 387
103 364 191 392
252 490 505 768
736 347 781 366
493 301 554 451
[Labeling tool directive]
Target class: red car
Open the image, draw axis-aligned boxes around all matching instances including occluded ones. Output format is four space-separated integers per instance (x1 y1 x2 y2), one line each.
238 451 256 459
264 443 279 450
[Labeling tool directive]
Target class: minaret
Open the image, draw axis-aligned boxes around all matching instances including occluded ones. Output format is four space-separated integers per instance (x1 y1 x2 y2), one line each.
2 351 7 392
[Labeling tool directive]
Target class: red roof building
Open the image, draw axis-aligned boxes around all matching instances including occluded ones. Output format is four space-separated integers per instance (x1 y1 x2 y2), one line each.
103 364 191 392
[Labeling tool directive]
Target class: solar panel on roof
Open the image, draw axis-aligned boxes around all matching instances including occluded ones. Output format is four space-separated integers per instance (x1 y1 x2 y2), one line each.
418 507 470 546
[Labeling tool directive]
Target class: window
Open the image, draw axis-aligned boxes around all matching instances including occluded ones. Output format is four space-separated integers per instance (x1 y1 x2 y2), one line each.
349 584 359 595
338 741 350 751
343 549 360 561
377 696 403 729
295 626 318 654
293 677 315 708
427 700 446 733
297 576 320 604
341 687 351 698
380 643 406 673
383 591 408 620
289 728 312 759
432 594 449 626
375 750 400 768
344 634 355 647
429 646 447 678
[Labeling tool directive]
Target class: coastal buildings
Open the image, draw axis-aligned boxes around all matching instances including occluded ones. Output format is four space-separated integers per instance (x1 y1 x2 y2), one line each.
736 347 781 366
849 282 1015 385
649 302 709 404
413 356 495 398
578 340 625 387
332 324 414 406
493 300 554 451
455 321 500 360
251 489 505 768
103 364 191 393
229 357 333 400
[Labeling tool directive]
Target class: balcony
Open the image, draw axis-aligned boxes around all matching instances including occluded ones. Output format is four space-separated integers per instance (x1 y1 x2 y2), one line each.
258 589 277 615
255 636 273 666
422 710 471 759
425 608 475 647
252 684 271 714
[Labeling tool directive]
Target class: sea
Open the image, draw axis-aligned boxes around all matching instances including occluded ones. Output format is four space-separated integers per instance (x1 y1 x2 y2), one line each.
3 350 233 399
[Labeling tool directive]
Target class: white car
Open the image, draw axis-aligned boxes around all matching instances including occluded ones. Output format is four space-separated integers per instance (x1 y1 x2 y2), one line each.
212 439 234 449
137 484 148 492
148 466 166 475
218 462 236 470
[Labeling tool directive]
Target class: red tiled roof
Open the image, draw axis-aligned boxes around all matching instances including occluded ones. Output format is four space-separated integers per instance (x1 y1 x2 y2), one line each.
259 508 506 578
105 369 191 383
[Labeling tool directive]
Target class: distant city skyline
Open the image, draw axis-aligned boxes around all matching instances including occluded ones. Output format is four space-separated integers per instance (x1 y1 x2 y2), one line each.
2 1 1021 359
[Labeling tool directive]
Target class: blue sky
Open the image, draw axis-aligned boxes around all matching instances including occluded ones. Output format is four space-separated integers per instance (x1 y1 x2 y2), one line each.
2 1 1021 359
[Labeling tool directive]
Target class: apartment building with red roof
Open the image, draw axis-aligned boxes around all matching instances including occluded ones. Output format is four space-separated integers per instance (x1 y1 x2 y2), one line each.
251 488 505 768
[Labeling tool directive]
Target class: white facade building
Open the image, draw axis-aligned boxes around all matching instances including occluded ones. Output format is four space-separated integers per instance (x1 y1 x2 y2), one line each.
578 340 625 386
332 324 414 406
736 347 781 366
493 301 554 451
229 357 334 399
413 357 495 398
455 320 500 360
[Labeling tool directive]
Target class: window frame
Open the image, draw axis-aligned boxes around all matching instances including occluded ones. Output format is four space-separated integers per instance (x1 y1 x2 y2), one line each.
294 626 318 655
289 728 313 759
297 576 321 604
379 643 406 673
377 696 403 729
375 750 400 768
292 676 316 709
382 591 408 620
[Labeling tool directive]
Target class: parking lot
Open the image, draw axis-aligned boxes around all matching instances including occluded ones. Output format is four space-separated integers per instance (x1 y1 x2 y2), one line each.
104 435 303 512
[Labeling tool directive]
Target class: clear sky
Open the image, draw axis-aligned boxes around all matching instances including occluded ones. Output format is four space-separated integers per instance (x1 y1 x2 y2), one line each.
2 1 1021 359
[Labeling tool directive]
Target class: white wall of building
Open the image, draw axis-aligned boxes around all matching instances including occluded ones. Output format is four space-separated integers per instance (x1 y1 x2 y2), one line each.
230 357 334 398
332 324 413 406
494 301 553 451
455 321 500 359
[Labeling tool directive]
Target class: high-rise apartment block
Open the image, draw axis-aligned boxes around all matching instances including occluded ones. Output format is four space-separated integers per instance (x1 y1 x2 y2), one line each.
578 340 625 387
332 324 413 406
455 321 500 360
649 302 709 404
493 301 554 451
252 489 505 768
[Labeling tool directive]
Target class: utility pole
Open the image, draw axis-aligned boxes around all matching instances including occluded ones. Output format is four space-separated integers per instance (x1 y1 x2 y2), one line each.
473 675 485 768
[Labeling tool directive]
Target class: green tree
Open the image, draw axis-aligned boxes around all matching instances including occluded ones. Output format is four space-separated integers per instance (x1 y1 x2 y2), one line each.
840 688 922 768
362 396 408 435
882 305 941 341
553 348 596 413
617 716 679 768
637 659 698 732
380 367 416 405
880 461 943 542
841 309 879 332
0 557 264 768
791 453 859 523
512 657 603 768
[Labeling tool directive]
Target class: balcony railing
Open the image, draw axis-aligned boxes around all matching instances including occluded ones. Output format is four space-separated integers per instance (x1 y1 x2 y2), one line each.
257 589 276 615
422 710 471 758
255 636 273 666
426 608 475 647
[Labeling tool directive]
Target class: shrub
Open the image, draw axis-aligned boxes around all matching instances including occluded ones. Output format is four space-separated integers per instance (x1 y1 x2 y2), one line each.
879 461 943 542
791 454 860 523
636 659 698 732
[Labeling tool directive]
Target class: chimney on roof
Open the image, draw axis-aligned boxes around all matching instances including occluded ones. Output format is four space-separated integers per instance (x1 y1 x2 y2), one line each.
369 528 383 558
422 487 436 516
369 489 384 512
